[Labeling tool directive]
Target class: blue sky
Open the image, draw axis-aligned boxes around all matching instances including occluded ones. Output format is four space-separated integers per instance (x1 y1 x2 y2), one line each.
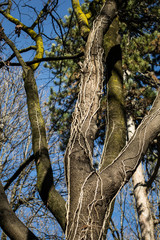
1 1 158 239
0 1 77 89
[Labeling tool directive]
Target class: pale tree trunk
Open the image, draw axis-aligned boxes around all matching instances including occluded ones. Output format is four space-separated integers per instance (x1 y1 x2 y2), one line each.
0 105 7 240
127 116 155 240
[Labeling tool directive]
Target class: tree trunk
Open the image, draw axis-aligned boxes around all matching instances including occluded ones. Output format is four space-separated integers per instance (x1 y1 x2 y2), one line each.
65 0 160 238
23 67 66 231
100 16 126 233
127 116 155 240
65 1 118 239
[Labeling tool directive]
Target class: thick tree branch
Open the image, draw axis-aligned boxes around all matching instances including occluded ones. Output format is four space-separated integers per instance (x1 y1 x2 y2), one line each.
71 0 90 39
0 181 38 240
67 88 160 238
0 18 66 233
23 63 66 232
100 17 126 170
101 88 160 197
0 10 37 38
65 0 118 238
65 1 160 238
97 17 126 234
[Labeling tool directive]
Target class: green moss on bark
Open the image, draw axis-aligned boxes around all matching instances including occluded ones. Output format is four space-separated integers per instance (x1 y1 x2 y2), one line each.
100 17 126 173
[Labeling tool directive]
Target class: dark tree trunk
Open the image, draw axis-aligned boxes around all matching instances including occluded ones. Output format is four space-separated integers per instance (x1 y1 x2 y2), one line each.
0 182 38 240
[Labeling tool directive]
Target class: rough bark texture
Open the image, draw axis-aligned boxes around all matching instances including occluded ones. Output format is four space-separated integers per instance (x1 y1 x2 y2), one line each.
128 116 155 240
1 1 160 239
65 1 160 238
65 1 118 239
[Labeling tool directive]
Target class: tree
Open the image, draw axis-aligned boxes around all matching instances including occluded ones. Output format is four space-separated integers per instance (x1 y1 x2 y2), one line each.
47 0 160 238
0 0 160 239
0 67 65 239
127 115 155 240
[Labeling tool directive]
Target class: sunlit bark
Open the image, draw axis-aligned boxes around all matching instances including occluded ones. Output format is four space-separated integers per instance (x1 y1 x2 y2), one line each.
128 116 155 240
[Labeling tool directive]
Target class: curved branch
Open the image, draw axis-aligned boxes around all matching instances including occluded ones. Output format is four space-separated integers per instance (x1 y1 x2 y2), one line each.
0 20 66 233
6 45 37 63
0 10 44 70
0 2 8 7
101 88 160 196
0 23 28 73
0 181 38 240
23 67 66 231
0 10 37 38
71 0 90 39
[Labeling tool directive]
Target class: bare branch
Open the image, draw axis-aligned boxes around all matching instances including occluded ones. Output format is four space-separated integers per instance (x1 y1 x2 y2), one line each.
0 52 84 68
0 2 8 7
6 0 12 14
4 154 35 190
31 0 52 29
0 23 28 73
6 46 37 63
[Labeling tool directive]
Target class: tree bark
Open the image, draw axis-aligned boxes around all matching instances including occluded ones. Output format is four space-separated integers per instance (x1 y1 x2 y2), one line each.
23 67 66 231
65 1 119 239
100 17 126 234
100 17 126 170
0 181 38 240
65 0 160 238
0 22 66 232
128 116 155 240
